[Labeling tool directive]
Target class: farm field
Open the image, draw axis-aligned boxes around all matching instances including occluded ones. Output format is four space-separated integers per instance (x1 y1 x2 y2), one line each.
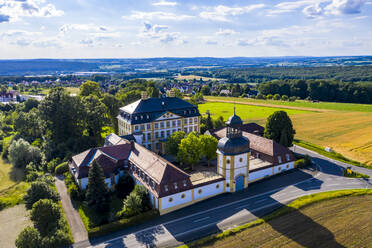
198 102 311 122
198 99 372 166
0 204 31 248
175 74 222 81
41 86 80 95
196 194 372 248
204 96 372 112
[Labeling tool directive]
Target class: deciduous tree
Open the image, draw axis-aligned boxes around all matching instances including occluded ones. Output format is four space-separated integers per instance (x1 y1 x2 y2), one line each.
264 111 295 147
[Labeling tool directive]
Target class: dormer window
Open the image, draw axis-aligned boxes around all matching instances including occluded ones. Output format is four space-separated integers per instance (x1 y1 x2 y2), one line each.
173 182 178 190
286 154 290 161
151 181 155 189
164 185 169 192
135 116 138 120
141 115 143 119
278 156 282 164
183 180 187 187
147 114 149 119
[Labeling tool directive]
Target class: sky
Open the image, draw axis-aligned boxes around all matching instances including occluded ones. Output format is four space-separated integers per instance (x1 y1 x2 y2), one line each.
0 0 371 58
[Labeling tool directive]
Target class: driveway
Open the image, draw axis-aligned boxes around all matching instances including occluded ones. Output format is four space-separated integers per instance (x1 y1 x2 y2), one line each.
55 176 89 245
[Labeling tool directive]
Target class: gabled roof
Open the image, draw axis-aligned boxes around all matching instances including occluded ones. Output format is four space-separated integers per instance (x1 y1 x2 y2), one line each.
128 142 190 185
104 133 129 146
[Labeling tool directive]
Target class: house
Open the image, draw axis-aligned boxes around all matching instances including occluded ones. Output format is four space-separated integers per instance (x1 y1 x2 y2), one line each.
117 90 200 153
70 110 296 215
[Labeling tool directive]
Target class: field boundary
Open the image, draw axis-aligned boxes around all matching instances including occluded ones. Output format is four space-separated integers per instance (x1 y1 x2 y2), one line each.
178 189 372 248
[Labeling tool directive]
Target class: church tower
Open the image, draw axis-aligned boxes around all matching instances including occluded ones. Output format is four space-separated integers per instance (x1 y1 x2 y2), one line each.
217 109 250 192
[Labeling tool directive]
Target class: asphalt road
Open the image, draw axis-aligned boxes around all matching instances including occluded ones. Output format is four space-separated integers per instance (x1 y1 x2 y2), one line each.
85 146 372 248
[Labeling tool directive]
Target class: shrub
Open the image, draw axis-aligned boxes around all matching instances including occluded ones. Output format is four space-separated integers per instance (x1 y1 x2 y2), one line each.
295 155 312 168
15 226 41 248
115 173 134 199
8 138 42 168
40 229 71 248
24 181 59 209
273 94 281 100
68 183 82 201
266 94 273 99
256 94 265 99
55 162 69 175
289 96 297 102
30 199 61 236
46 158 61 174
281 95 289 101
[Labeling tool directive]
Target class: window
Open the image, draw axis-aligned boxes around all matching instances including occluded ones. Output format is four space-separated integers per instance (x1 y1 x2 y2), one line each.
141 115 143 119
278 156 282 164
155 123 159 129
177 120 181 126
155 132 159 139
156 142 160 150
181 194 185 199
172 120 176 127
168 197 173 202
161 131 164 138
198 189 202 194
173 182 178 190
135 125 139 131
226 183 230 188
164 185 169 192
226 159 230 164
166 121 170 128
239 158 243 162
148 144 152 150
147 133 151 141
147 124 151 130
166 130 170 137
194 117 198 123
183 180 187 187
160 122 165 128
286 154 290 161
216 184 220 189
135 116 138 120
184 119 187 125
140 124 145 131
278 167 282 171
184 127 187 133
151 181 155 189
256 153 260 159
147 114 149 119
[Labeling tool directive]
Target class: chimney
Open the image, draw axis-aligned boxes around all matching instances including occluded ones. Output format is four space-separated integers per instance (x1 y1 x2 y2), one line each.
168 89 176 98
141 91 148 100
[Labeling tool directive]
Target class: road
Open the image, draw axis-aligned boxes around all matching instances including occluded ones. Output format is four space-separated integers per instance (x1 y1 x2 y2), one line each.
85 145 372 248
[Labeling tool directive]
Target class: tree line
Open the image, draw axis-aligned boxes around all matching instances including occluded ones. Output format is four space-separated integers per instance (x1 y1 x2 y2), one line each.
258 80 372 104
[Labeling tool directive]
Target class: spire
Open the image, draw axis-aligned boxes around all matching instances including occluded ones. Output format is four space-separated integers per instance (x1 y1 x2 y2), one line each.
233 102 236 115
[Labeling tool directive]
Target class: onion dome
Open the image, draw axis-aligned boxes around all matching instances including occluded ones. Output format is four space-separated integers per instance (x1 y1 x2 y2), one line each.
217 136 250 155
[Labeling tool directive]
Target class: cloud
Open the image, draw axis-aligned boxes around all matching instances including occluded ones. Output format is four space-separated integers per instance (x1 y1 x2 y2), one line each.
138 21 186 44
124 11 193 21
0 0 64 22
237 39 253 46
152 1 178 6
303 4 323 18
216 28 238 36
325 0 366 15
200 4 265 22
59 24 108 34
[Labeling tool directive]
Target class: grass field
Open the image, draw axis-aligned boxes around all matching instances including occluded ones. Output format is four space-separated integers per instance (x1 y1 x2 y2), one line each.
200 97 372 166
198 102 311 122
0 204 31 248
175 75 222 81
41 87 80 95
183 190 372 248
205 96 372 112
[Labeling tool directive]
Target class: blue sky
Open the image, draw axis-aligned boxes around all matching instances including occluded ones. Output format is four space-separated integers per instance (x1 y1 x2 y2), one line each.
0 0 371 58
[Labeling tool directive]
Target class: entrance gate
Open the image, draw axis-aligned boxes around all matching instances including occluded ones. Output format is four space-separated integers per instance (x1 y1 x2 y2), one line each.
235 175 245 191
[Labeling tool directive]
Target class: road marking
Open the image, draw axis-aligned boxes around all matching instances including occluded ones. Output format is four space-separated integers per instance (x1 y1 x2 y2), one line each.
193 216 210 223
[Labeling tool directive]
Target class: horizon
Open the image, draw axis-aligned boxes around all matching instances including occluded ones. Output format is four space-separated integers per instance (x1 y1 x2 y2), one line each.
0 0 372 59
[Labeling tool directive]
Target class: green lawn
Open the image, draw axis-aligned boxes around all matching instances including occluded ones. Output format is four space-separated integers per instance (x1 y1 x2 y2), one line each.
205 96 372 112
198 102 311 122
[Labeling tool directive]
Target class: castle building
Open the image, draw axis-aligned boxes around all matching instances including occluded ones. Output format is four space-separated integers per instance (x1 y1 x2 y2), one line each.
117 91 200 153
70 107 296 215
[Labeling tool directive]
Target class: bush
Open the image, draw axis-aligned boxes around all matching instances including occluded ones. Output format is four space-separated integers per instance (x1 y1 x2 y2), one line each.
281 95 289 101
55 162 68 175
46 158 61 174
295 155 312 168
273 94 281 100
256 94 265 99
8 138 42 168
30 199 61 236
266 94 273 99
15 226 41 248
289 96 297 102
68 183 82 201
24 181 59 209
88 209 159 238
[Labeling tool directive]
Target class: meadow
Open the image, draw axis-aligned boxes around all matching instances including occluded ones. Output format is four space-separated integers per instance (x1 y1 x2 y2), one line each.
199 98 372 166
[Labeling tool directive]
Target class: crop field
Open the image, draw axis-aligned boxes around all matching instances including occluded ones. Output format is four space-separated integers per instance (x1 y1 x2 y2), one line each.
175 74 222 81
199 98 372 165
198 194 372 248
198 102 311 123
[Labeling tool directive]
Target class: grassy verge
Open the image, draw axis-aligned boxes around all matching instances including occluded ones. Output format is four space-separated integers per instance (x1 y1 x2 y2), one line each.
179 189 372 248
344 169 370 179
293 139 372 169
0 182 29 210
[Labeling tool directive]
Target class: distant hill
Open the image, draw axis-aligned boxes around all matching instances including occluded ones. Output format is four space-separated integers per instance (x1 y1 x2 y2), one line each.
0 56 372 76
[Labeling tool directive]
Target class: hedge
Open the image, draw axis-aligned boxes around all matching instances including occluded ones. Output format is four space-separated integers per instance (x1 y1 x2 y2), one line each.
88 209 159 238
55 162 69 175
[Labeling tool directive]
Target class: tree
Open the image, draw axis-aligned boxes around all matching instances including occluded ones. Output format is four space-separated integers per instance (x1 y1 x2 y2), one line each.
201 86 211 95
82 95 108 141
177 133 203 170
15 226 41 248
273 94 281 100
200 135 218 166
165 131 186 156
205 112 213 130
14 108 41 141
281 95 289 101
85 160 110 212
213 116 225 129
30 199 61 236
123 193 142 217
147 87 160 98
172 88 184 99
102 94 120 133
79 81 102 97
116 172 135 199
24 181 59 209
231 84 242 97
8 138 41 168
264 111 296 147
133 185 150 210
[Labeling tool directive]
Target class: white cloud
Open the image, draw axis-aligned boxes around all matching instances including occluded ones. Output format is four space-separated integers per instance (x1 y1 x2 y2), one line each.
124 11 193 21
152 1 178 6
59 24 108 34
200 4 265 22
303 4 323 18
0 0 64 22
137 22 186 45
325 0 366 15
216 28 238 36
